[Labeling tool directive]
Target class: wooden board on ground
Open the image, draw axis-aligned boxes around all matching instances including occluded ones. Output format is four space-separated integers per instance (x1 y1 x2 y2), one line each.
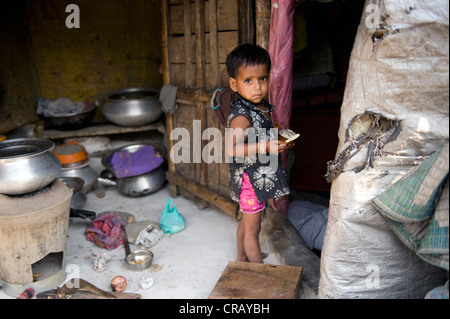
208 261 302 299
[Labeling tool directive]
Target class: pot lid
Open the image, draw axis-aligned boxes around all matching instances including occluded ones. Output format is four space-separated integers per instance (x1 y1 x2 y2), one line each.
53 142 88 165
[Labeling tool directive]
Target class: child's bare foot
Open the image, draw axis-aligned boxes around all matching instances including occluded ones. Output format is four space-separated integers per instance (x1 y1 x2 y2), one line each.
236 252 267 262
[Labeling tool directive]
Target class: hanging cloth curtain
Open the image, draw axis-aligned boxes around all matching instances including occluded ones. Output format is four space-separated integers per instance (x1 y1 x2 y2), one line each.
268 0 295 214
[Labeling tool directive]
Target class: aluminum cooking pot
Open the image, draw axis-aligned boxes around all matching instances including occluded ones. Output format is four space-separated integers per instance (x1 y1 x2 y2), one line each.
115 164 166 197
101 87 163 127
102 143 167 197
0 138 61 195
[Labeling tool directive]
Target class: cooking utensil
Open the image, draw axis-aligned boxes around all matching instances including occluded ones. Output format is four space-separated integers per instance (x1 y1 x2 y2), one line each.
122 225 153 271
59 176 86 206
0 138 61 195
59 160 98 193
98 210 135 224
116 165 166 197
54 278 116 299
101 143 166 197
37 283 141 299
53 141 89 166
96 170 117 191
44 107 96 131
58 177 96 220
54 140 97 193
101 87 163 126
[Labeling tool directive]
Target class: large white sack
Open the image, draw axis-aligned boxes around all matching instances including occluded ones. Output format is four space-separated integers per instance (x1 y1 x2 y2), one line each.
319 0 448 299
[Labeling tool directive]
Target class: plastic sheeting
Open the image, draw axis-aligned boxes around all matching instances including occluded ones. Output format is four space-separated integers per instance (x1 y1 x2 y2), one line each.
268 0 295 213
288 200 328 251
319 0 448 299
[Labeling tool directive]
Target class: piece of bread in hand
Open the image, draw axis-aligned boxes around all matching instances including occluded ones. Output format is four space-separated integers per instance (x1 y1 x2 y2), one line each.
278 128 300 144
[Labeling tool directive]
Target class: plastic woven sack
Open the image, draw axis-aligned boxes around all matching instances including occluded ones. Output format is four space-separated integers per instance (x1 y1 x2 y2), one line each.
160 198 185 234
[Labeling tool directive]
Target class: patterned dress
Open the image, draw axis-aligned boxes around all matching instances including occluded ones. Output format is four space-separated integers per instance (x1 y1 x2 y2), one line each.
227 93 290 204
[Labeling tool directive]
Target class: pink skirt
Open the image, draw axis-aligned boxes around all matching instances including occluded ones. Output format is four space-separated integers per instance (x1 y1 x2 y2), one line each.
239 172 266 214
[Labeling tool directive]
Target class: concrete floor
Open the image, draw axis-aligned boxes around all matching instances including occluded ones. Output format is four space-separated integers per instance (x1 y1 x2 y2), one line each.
0 142 282 299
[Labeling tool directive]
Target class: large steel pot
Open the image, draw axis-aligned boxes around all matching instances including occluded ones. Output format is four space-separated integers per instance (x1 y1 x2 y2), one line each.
101 87 163 126
0 138 61 195
102 143 166 197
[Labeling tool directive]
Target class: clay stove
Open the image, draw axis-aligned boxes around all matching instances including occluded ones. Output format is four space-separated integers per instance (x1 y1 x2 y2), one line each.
0 178 72 296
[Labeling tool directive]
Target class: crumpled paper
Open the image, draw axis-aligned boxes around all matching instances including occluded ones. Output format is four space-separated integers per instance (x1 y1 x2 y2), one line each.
92 253 111 272
139 277 154 290
135 223 164 248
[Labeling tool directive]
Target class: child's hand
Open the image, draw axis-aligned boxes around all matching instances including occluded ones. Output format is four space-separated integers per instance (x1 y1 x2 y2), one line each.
267 139 287 154
285 141 295 151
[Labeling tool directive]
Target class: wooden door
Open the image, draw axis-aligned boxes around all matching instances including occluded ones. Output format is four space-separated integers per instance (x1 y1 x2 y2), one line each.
161 0 270 217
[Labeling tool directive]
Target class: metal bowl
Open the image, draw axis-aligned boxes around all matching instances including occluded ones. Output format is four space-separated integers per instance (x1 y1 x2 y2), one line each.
44 107 96 131
101 87 163 126
59 161 98 193
102 143 167 197
125 250 153 271
0 138 61 195
115 165 166 197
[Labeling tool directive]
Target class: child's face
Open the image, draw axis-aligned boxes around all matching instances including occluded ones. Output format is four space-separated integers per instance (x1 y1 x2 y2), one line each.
229 64 270 104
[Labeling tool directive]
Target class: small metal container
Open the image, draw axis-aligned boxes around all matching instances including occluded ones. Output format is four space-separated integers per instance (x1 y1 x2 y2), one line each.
125 250 154 271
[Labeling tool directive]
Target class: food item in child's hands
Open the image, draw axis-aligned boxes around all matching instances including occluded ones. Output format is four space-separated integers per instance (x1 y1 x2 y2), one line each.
278 129 300 144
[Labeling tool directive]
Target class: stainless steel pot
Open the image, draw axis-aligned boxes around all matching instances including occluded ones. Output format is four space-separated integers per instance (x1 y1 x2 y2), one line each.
102 143 166 197
0 138 61 195
59 162 98 193
101 87 163 126
115 164 166 197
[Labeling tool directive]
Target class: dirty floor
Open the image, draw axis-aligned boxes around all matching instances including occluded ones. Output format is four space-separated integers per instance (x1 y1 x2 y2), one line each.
0 149 281 299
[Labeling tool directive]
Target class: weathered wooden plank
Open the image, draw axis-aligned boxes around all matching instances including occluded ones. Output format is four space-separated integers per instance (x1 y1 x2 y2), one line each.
255 0 271 50
217 0 239 31
168 3 184 35
162 0 171 85
194 0 206 88
171 0 238 34
238 0 254 45
183 0 194 87
209 0 220 88
206 106 221 192
209 261 303 299
38 121 164 139
173 31 238 65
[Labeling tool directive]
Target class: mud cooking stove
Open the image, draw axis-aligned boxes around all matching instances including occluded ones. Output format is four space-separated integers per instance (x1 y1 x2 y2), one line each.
0 139 72 297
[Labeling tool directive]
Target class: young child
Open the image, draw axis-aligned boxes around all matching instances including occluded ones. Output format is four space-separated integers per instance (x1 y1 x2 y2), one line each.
226 44 291 263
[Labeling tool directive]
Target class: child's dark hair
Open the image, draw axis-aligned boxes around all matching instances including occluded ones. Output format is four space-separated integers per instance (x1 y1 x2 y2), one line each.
226 44 271 78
